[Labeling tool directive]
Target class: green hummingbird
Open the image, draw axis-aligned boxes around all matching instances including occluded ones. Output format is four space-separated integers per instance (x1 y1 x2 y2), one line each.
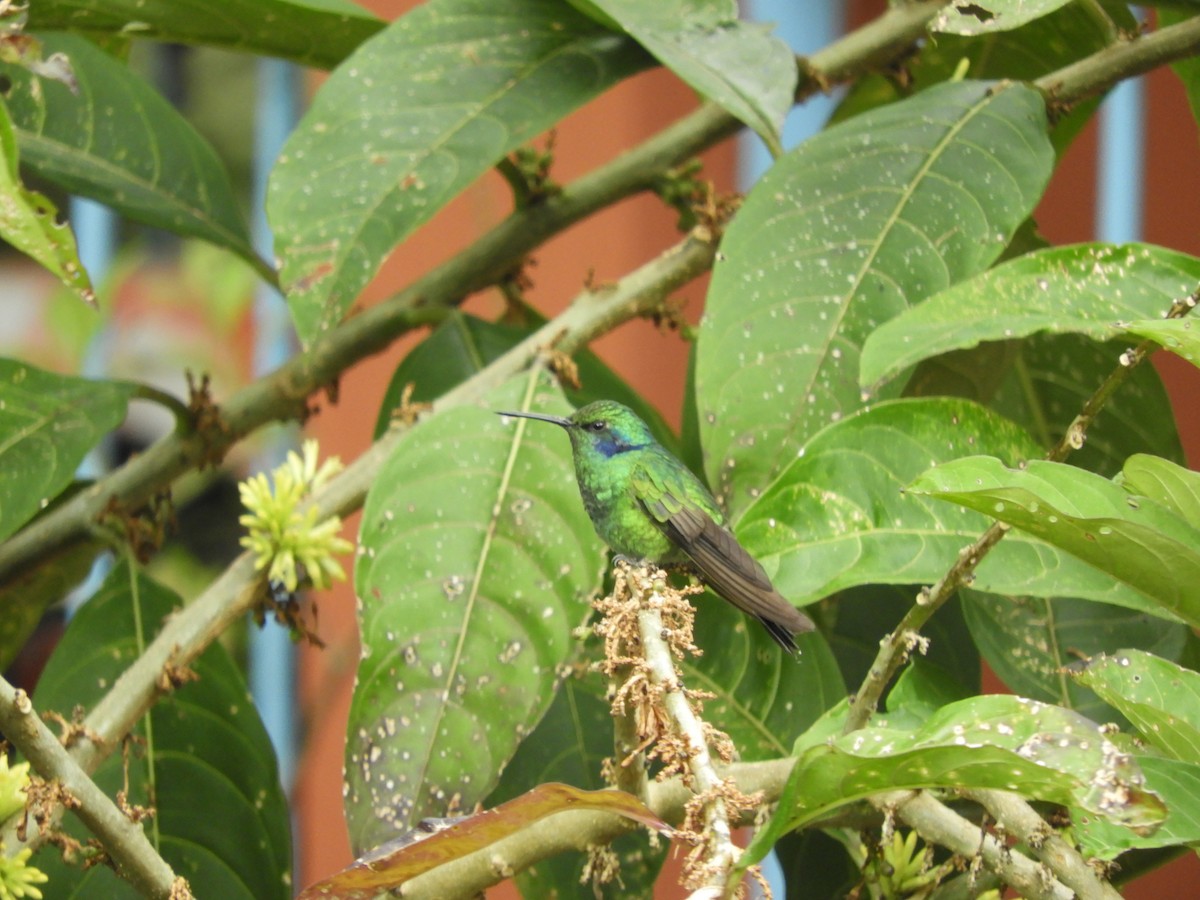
498 400 814 652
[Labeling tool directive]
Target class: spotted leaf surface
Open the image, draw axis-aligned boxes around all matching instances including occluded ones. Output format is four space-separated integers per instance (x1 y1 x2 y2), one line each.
31 562 291 899
1074 649 1200 763
697 79 1052 515
747 694 1167 867
910 456 1200 628
348 378 606 852
268 0 650 344
737 398 1155 615
29 0 383 69
0 359 134 542
860 243 1200 390
1 34 261 275
582 0 796 153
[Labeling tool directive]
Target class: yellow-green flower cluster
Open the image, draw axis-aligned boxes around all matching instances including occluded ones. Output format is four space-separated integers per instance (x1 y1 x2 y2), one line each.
0 760 47 899
238 440 353 592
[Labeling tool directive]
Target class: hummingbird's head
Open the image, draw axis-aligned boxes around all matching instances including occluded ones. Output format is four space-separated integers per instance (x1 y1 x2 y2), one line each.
497 400 654 459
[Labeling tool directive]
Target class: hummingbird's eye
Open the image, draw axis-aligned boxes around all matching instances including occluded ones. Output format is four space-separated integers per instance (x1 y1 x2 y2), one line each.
588 421 606 432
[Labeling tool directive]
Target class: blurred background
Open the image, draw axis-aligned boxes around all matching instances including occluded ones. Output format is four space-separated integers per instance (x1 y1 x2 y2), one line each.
3 0 1198 896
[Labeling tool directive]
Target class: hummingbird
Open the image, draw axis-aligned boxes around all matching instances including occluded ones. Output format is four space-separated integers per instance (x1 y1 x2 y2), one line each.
498 400 814 652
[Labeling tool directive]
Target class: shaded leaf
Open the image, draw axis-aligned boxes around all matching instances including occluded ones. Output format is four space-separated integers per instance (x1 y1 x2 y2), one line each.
933 0 1074 36
348 374 606 851
374 311 678 454
299 782 666 899
27 0 384 70
962 591 1186 724
30 562 290 899
0 359 134 542
584 0 795 153
860 243 1200 389
1074 649 1200 762
737 398 1153 615
697 80 1053 515
0 95 92 302
747 694 1166 870
269 0 650 344
1 34 263 276
488 677 666 898
910 456 1200 627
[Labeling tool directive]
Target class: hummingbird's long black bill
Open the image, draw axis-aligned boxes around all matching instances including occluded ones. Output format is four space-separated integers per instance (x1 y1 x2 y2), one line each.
496 410 573 428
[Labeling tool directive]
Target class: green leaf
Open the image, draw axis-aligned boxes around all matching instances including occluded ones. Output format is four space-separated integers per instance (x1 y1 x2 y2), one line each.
30 562 291 899
1121 454 1200 529
1073 755 1200 859
27 0 384 69
488 678 666 898
860 243 1200 390
1073 649 1200 762
0 96 92 303
961 591 1186 724
748 694 1166 869
737 398 1153 615
910 456 1200 627
932 0 1074 36
268 0 650 345
1 34 264 276
685 596 844 760
990 334 1185 478
1124 316 1200 370
0 359 134 542
374 311 678 454
696 80 1053 515
348 374 607 851
583 0 795 154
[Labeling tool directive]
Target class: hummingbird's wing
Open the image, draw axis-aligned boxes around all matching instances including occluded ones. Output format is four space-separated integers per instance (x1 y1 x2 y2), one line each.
630 462 814 652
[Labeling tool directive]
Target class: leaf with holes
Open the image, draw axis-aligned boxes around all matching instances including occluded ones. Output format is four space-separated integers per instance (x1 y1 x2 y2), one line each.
961 591 1186 724
268 0 650 344
744 694 1167 872
348 375 606 851
859 243 1200 390
0 360 134 542
910 456 1200 628
696 79 1052 515
28 0 384 69
0 97 92 303
1 34 265 278
1073 649 1200 762
932 0 1074 36
30 562 291 898
582 0 796 153
1073 755 1200 859
736 398 1157 617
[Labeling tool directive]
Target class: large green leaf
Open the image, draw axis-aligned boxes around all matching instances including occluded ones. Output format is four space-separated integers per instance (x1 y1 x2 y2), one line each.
581 0 795 153
961 591 1186 724
0 359 134 542
696 80 1053 515
348 374 606 852
1 34 263 276
30 562 290 899
860 243 1200 389
0 96 92 303
736 398 1153 615
910 456 1200 627
1121 454 1200 529
374 311 678 454
748 694 1166 868
487 678 665 898
27 0 383 69
268 0 650 345
1074 649 1200 762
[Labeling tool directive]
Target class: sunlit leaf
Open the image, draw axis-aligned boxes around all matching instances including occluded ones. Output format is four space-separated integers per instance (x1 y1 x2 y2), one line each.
348 374 606 851
0 359 134 542
269 0 649 344
1073 755 1200 859
910 456 1200 627
932 0 1074 36
697 80 1052 515
1124 316 1200 371
30 562 291 899
860 243 1200 390
1120 454 1200 529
